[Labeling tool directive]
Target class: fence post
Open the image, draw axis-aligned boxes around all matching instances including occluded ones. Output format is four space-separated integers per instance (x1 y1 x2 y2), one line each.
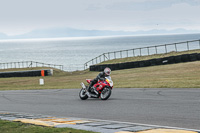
165 44 167 53
108 52 110 60
133 49 135 57
114 52 116 59
127 50 128 57
140 48 142 56
155 46 157 54
175 43 177 52
84 64 86 70
199 40 200 49
187 41 189 51
120 51 122 58
99 55 101 62
147 47 150 55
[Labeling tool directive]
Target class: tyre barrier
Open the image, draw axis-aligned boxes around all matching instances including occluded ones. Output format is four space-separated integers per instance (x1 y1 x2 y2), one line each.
189 53 198 61
90 53 200 71
0 69 53 78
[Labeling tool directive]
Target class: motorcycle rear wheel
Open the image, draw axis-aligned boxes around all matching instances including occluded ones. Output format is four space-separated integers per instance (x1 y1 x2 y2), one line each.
100 87 111 100
79 88 88 100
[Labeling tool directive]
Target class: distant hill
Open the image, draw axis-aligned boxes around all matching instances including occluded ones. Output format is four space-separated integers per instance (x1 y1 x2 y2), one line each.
0 28 200 39
0 32 8 39
13 28 133 39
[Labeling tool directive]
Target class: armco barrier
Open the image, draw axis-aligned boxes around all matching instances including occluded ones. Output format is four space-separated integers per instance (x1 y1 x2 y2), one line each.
90 53 200 71
0 69 53 78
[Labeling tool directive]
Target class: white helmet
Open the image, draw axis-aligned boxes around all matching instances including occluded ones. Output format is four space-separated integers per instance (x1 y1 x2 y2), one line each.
104 67 111 76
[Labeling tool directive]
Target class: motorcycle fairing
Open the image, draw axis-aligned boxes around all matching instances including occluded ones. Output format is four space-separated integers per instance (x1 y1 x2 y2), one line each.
86 79 92 84
94 80 109 91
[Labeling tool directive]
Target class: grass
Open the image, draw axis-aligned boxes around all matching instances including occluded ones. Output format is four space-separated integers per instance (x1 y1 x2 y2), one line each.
0 119 97 133
112 61 200 88
1 60 200 90
0 67 97 90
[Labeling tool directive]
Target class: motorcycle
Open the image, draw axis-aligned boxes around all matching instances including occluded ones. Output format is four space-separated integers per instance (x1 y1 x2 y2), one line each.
79 76 113 100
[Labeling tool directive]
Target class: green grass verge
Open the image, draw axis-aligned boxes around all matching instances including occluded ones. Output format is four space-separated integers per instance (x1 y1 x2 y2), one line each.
1 51 200 90
1 61 200 90
0 119 97 133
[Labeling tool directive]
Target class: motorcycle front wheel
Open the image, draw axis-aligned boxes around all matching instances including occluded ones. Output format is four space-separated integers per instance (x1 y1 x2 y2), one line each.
79 88 88 100
100 87 111 100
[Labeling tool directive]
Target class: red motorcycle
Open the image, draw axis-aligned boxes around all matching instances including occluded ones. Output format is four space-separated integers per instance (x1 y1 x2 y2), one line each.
79 76 113 100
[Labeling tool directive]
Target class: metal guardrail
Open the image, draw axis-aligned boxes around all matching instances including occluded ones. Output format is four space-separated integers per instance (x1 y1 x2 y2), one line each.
0 61 63 70
84 39 200 69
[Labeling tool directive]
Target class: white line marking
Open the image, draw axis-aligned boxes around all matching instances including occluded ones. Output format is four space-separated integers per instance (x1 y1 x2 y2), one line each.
1 111 200 132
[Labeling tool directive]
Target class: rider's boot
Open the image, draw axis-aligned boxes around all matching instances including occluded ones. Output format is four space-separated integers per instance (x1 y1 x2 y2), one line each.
87 83 93 92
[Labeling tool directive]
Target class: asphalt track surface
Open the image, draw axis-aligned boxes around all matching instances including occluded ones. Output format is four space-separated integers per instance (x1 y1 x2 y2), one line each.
0 88 200 130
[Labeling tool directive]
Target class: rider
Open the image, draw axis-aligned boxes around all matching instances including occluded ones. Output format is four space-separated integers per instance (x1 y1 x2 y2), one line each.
88 67 111 92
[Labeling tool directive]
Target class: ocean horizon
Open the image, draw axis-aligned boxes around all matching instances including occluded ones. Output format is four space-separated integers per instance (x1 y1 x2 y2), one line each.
0 33 200 71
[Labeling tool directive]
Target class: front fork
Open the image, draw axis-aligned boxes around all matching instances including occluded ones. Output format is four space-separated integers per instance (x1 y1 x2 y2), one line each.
80 82 100 98
80 82 91 97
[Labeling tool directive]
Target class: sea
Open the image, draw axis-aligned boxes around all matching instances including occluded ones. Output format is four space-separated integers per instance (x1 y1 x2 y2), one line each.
0 33 200 71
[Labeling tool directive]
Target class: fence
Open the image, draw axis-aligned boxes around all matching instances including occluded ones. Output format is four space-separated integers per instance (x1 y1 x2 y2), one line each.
84 39 200 69
63 64 86 72
0 61 63 70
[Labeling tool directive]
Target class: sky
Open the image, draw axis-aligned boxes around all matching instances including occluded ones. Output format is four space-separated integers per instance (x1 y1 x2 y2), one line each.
0 0 200 36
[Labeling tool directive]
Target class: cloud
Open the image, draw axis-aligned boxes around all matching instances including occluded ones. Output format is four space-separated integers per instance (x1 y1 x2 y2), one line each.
104 0 200 11
0 0 200 35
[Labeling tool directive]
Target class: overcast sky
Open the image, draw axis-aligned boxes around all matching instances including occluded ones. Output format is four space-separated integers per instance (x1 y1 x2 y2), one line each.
0 0 200 35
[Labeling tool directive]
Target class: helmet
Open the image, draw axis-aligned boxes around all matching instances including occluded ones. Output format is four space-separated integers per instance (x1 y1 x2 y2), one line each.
104 67 111 76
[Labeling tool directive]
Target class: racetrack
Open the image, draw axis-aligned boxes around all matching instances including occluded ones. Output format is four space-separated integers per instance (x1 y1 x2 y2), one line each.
0 88 199 130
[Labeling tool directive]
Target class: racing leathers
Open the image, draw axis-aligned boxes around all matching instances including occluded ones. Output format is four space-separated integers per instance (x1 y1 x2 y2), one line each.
88 72 108 92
